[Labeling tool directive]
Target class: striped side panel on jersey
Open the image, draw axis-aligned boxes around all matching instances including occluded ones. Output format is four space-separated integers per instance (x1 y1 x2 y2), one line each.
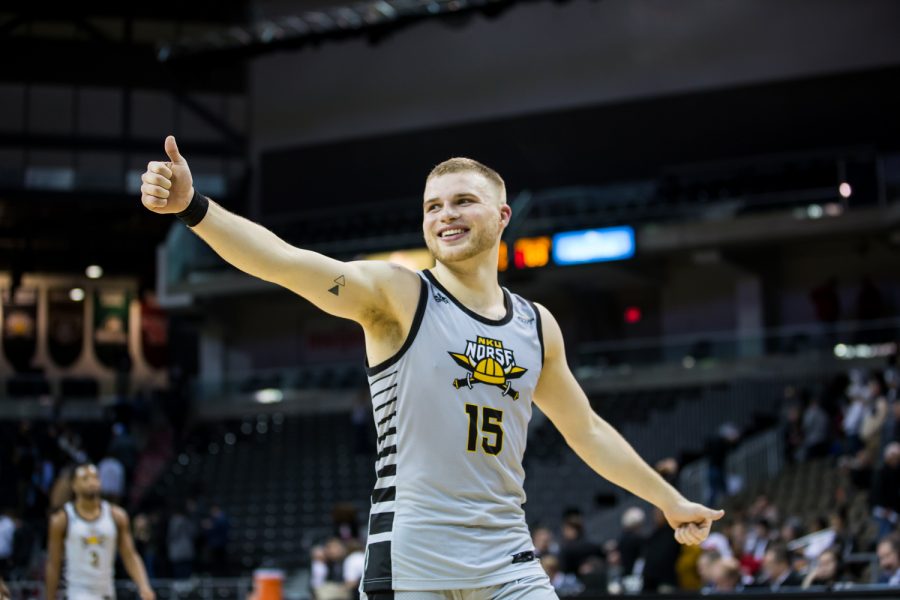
364 371 398 591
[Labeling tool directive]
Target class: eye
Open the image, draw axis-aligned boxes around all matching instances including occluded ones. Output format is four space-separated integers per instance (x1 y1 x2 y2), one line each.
426 204 440 212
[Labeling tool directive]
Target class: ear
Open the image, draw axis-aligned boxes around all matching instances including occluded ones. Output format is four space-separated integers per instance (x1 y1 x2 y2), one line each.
499 203 512 229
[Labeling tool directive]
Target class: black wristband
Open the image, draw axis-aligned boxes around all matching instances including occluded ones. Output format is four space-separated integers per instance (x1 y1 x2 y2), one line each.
176 189 210 227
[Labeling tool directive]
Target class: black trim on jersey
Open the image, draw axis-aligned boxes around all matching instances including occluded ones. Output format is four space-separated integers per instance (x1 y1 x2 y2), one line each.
526 299 545 367
377 411 396 426
365 275 428 376
362 541 393 592
374 397 397 413
369 512 395 535
377 427 397 443
423 269 513 326
70 501 104 523
367 591 394 600
377 445 397 459
372 384 397 399
368 370 397 387
376 464 397 478
372 486 396 503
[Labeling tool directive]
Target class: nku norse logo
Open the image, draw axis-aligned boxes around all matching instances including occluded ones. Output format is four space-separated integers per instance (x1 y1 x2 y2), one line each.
449 336 527 400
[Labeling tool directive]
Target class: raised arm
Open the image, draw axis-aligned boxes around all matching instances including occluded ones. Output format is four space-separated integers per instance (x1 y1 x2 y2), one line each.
532 304 724 545
139 136 419 326
45 510 66 600
112 507 155 600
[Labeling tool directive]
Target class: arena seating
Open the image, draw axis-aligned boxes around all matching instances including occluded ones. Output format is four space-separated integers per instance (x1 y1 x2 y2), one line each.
152 378 792 572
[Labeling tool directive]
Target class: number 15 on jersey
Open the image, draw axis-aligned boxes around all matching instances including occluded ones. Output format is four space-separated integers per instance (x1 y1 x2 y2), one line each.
465 404 504 455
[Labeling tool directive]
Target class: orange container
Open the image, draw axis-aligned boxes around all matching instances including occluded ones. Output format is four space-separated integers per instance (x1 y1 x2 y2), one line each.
252 569 284 600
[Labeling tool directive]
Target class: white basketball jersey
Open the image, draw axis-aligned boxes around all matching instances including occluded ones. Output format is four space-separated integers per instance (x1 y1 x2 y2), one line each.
64 501 118 598
360 270 546 592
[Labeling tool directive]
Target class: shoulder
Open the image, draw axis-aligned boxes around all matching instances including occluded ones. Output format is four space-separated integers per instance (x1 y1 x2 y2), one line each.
48 508 68 534
109 504 129 527
354 261 423 322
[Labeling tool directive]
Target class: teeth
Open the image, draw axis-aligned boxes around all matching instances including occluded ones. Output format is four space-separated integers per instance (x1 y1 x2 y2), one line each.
441 229 465 237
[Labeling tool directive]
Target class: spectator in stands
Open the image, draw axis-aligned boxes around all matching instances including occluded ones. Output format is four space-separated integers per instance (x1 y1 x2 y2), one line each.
9 511 34 581
696 550 721 592
201 504 230 577
0 577 8 600
802 547 844 588
539 554 582 597
827 508 857 560
843 372 867 452
887 366 899 399
712 556 744 592
0 510 13 579
311 538 349 600
782 386 804 464
876 536 900 585
342 539 365 600
133 513 157 579
577 556 607 596
107 423 138 486
706 423 740 506
601 539 623 591
167 505 197 580
531 526 557 558
861 375 889 459
98 455 125 505
884 395 900 445
640 508 681 593
779 517 804 545
759 543 803 589
800 396 830 461
871 442 900 538
558 515 600 575
617 507 645 576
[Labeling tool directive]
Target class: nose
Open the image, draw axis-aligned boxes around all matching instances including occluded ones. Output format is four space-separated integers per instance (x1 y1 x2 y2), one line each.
438 204 460 221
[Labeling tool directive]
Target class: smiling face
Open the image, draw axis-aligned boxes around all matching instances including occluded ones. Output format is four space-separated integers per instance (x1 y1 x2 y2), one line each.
422 171 510 266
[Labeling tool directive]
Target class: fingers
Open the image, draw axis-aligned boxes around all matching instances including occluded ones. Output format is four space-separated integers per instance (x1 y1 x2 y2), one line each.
141 171 171 190
141 183 169 199
142 194 167 210
708 509 726 521
147 161 173 179
674 521 710 546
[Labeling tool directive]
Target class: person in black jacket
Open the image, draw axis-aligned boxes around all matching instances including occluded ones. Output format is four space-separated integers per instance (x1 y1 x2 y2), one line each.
760 544 803 589
641 509 681 593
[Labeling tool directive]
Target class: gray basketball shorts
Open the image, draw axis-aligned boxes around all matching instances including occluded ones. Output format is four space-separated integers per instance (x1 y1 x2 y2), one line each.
361 573 558 600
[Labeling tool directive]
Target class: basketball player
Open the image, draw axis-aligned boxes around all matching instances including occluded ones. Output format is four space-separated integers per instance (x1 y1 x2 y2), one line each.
140 137 724 599
45 464 154 600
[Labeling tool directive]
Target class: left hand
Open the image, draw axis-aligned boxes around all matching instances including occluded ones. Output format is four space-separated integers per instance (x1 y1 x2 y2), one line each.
663 499 725 545
139 586 156 600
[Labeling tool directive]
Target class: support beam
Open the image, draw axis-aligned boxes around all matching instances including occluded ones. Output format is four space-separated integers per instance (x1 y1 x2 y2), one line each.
0 133 244 157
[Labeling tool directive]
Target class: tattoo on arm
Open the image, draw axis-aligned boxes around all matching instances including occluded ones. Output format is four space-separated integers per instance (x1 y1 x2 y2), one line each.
328 274 346 296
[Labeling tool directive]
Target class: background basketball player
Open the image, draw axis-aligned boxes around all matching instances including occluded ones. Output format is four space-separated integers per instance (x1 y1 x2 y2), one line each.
45 464 154 600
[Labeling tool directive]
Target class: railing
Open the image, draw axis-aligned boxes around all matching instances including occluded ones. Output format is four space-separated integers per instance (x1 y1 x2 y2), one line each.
577 317 900 370
679 428 785 506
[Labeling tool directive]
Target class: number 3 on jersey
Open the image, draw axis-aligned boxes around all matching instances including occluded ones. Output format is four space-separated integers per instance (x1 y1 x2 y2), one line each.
465 404 504 455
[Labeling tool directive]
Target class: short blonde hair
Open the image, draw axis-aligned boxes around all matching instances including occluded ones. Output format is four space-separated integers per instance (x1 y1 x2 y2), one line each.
427 157 506 203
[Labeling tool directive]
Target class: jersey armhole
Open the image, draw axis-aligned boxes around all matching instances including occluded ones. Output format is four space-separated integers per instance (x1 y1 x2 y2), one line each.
365 274 428 376
526 300 545 367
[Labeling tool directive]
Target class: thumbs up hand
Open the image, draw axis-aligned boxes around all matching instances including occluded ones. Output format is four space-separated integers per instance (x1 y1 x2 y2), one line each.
140 136 194 214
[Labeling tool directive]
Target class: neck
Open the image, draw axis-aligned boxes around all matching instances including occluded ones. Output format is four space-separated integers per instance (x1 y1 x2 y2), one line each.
76 496 101 512
432 251 503 309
